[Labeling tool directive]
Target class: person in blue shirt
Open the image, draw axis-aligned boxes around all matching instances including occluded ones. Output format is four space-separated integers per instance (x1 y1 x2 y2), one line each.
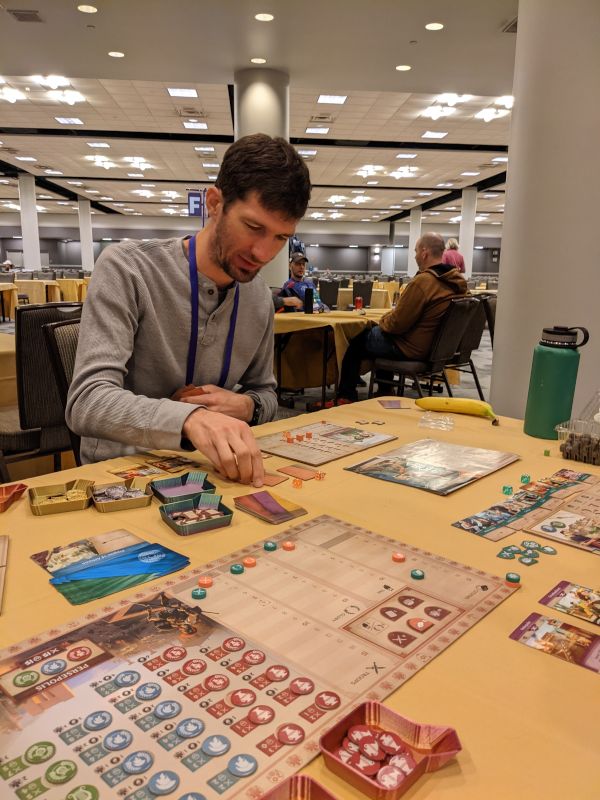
280 253 328 311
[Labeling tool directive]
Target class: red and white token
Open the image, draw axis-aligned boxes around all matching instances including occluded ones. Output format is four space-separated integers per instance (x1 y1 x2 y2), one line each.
222 637 246 652
378 730 406 755
266 665 290 682
389 752 416 775
182 658 207 676
359 737 385 761
162 646 187 662
228 689 256 707
348 752 379 776
342 738 360 754
203 673 230 691
248 705 275 725
348 725 373 744
314 691 341 710
289 677 315 695
276 723 305 745
333 747 352 764
67 646 92 662
243 650 266 665
376 765 406 789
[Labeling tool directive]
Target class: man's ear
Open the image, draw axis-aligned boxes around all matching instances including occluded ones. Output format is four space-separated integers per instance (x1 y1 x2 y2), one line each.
205 186 224 218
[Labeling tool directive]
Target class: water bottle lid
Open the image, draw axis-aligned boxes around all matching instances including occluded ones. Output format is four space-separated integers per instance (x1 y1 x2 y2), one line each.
540 326 589 348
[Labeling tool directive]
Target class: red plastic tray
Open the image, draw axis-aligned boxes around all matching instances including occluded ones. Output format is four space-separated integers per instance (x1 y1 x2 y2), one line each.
0 483 27 513
261 775 338 800
320 701 461 800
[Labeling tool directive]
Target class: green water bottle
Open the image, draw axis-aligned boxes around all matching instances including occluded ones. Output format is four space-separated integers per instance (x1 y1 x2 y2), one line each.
523 326 590 439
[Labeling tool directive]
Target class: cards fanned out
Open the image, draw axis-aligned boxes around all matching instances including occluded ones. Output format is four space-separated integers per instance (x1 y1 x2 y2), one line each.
233 490 307 524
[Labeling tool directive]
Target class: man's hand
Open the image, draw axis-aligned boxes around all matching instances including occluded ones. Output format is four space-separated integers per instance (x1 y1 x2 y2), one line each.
283 296 303 309
182 408 264 486
180 385 254 421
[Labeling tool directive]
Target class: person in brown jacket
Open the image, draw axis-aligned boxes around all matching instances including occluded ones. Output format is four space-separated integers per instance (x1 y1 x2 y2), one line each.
334 232 468 403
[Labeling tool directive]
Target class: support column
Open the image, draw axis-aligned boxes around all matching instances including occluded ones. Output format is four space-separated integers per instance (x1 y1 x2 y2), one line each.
490 0 600 419
458 187 477 277
234 68 290 288
17 173 41 270
407 207 422 276
78 199 95 271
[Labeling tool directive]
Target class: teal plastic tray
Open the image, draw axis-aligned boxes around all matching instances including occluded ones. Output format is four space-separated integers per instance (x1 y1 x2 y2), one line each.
149 470 216 503
159 492 233 536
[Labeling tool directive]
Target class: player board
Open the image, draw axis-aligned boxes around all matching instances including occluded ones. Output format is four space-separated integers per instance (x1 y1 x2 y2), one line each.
0 515 517 800
256 422 396 466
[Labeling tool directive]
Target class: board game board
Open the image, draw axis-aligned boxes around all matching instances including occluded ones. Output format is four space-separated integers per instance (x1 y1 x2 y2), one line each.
256 422 396 466
0 516 517 800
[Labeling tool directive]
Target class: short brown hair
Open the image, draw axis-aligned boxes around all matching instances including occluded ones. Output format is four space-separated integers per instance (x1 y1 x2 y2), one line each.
216 133 311 220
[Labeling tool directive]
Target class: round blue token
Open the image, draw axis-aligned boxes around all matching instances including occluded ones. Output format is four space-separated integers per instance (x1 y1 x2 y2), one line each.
540 545 557 555
177 795 206 800
147 771 180 796
227 754 258 777
410 569 425 580
175 718 205 739
83 711 113 732
40 659 67 676
135 682 162 701
122 751 154 775
201 735 231 757
518 556 538 566
114 670 140 688
154 700 182 720
103 730 133 751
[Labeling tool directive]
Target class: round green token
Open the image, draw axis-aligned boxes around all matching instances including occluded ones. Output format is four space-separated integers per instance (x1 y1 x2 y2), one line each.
518 556 538 566
410 569 425 580
45 760 78 785
497 551 515 559
66 786 100 800
191 588 207 600
263 541 277 552
13 670 39 688
25 742 56 765
505 572 521 584
540 545 557 555
230 563 244 575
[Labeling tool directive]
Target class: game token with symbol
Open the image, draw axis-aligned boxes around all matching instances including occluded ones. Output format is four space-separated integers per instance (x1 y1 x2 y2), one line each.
122 751 154 775
348 752 379 776
45 760 78 785
40 659 66 676
228 688 256 707
376 764 406 788
378 730 405 755
518 556 538 566
147 770 180 796
410 569 425 580
136 682 162 700
204 674 230 691
176 718 205 739
289 677 314 695
197 576 213 588
192 588 207 600
266 665 289 681
264 541 277 551
505 572 521 585
103 730 133 751
154 700 182 719
389 751 416 773
314 691 341 710
162 646 186 662
83 711 113 731
243 649 266 665
182 659 206 676
223 636 246 652
276 723 305 744
228 754 258 777
24 742 56 764
248 705 275 725
497 551 515 559
201 735 231 756
359 737 386 761
540 545 557 555
282 540 295 551
243 556 257 568
230 563 244 575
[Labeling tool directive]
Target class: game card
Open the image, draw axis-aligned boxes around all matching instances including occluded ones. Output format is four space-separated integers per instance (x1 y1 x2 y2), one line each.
377 399 407 409
509 613 600 673
145 455 204 473
526 509 600 555
539 581 600 625
277 465 318 480
233 490 307 524
262 472 290 487
107 463 166 479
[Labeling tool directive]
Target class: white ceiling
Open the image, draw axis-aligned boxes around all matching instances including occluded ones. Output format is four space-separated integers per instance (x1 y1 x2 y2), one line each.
0 0 518 227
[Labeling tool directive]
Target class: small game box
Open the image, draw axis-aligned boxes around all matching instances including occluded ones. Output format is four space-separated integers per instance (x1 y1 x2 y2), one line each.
0 482 27 513
150 470 216 503
28 478 94 515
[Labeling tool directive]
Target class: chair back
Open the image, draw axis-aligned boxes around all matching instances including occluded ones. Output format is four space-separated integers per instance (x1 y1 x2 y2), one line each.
454 298 486 362
32 270 46 280
480 293 497 346
16 303 83 434
339 278 350 288
428 297 480 369
43 319 82 464
352 280 373 306
0 273 15 283
43 269 57 280
318 280 340 308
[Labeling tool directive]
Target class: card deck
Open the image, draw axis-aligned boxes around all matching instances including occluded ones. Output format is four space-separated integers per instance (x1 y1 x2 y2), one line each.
277 465 318 480
233 490 307 524
510 613 600 674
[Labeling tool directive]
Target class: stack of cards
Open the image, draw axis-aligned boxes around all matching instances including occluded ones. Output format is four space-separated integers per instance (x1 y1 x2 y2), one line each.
233 490 307 524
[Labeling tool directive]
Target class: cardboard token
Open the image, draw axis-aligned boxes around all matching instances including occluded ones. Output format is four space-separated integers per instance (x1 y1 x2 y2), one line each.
407 617 434 633
45 760 78 785
122 751 154 775
248 705 275 725
348 724 373 744
135 682 161 701
342 738 360 753
334 747 353 764
348 752 379 776
83 711 112 732
359 736 386 761
67 646 92 661
40 659 66 676
389 751 417 774
162 646 187 662
204 674 230 691
147 770 180 795
222 637 246 652
154 700 182 720
276 723 305 745
314 691 341 710
376 765 406 789
114 670 140 687
103 730 133 751
176 718 205 739
378 730 406 755
182 658 207 676
227 754 258 777
289 677 315 695
243 649 266 665
201 735 231 757
266 665 289 682
228 689 256 707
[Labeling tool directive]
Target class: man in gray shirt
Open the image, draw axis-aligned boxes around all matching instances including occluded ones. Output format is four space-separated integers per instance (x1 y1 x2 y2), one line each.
67 134 311 487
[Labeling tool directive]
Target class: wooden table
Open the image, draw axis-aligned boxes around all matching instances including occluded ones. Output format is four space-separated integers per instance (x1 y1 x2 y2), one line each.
13 279 61 313
336 287 392 309
0 285 18 322
57 278 84 302
0 399 597 798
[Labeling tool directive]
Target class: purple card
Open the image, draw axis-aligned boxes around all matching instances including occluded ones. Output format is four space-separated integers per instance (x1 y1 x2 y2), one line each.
539 581 600 625
510 612 600 673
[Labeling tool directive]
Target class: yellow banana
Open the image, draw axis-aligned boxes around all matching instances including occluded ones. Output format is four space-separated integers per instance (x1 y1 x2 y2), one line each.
415 397 499 425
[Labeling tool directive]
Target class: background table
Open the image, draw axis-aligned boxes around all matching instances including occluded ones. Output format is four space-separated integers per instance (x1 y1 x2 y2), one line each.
0 399 597 798
57 277 84 301
13 279 61 314
336 287 392 309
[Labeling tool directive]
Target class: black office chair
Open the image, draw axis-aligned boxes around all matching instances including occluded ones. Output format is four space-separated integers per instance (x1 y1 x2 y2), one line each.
368 297 480 398
43 319 82 465
318 280 340 309
446 298 487 400
352 280 373 307
479 293 497 348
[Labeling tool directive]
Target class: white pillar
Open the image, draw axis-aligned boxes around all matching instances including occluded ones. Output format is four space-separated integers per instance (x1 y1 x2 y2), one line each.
459 187 477 277
17 173 41 270
490 0 600 419
78 198 95 271
234 68 290 288
407 207 422 276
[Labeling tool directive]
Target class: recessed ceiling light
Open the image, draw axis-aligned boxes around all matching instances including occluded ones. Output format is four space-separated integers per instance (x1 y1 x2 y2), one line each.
202 162 220 169
194 146 215 152
57 201 70 205
255 13 274 21
183 121 207 129
100 196 114 201
67 180 83 185
250 58 267 64
437 182 454 187
496 95 514 109
421 105 455 120
437 93 472 106
86 190 99 194
366 181 378 185
167 87 198 98
351 190 365 194
141 183 156 187
44 169 63 175
55 117 83 124
348 245 358 248
425 22 444 30
47 89 85 104
396 153 417 159
0 87 26 102
78 5 97 12
87 142 110 148
108 51 125 58
306 126 329 134
16 156 37 161
297 149 317 157
395 65 412 71
31 74 69 89
475 108 510 122
492 156 508 162
128 173 144 178
483 193 499 198
208 175 217 181
389 205 402 209
422 130 448 138
418 192 433 196
461 171 480 176
318 95 347 104
38 194 53 199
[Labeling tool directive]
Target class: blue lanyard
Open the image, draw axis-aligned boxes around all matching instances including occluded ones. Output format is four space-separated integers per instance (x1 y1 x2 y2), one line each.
186 235 240 387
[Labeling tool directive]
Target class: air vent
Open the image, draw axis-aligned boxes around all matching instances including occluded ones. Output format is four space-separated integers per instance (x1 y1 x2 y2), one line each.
176 106 206 118
502 16 518 33
6 8 44 22
309 113 334 123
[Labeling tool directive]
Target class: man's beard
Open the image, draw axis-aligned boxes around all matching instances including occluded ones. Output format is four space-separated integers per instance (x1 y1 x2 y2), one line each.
210 216 260 284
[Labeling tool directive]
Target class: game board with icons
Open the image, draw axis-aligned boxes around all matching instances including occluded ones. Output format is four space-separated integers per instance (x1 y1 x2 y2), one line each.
256 421 396 466
0 515 518 800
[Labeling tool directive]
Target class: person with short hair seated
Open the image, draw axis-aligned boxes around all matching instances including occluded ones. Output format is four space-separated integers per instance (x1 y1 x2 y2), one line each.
279 253 328 311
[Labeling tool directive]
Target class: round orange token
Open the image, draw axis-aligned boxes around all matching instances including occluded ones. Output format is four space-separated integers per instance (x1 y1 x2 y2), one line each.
197 576 213 588
392 552 406 563
282 541 296 551
242 556 257 568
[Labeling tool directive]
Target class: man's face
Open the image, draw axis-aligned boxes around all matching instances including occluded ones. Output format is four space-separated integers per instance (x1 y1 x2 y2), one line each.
290 259 307 280
414 240 428 270
208 189 297 283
